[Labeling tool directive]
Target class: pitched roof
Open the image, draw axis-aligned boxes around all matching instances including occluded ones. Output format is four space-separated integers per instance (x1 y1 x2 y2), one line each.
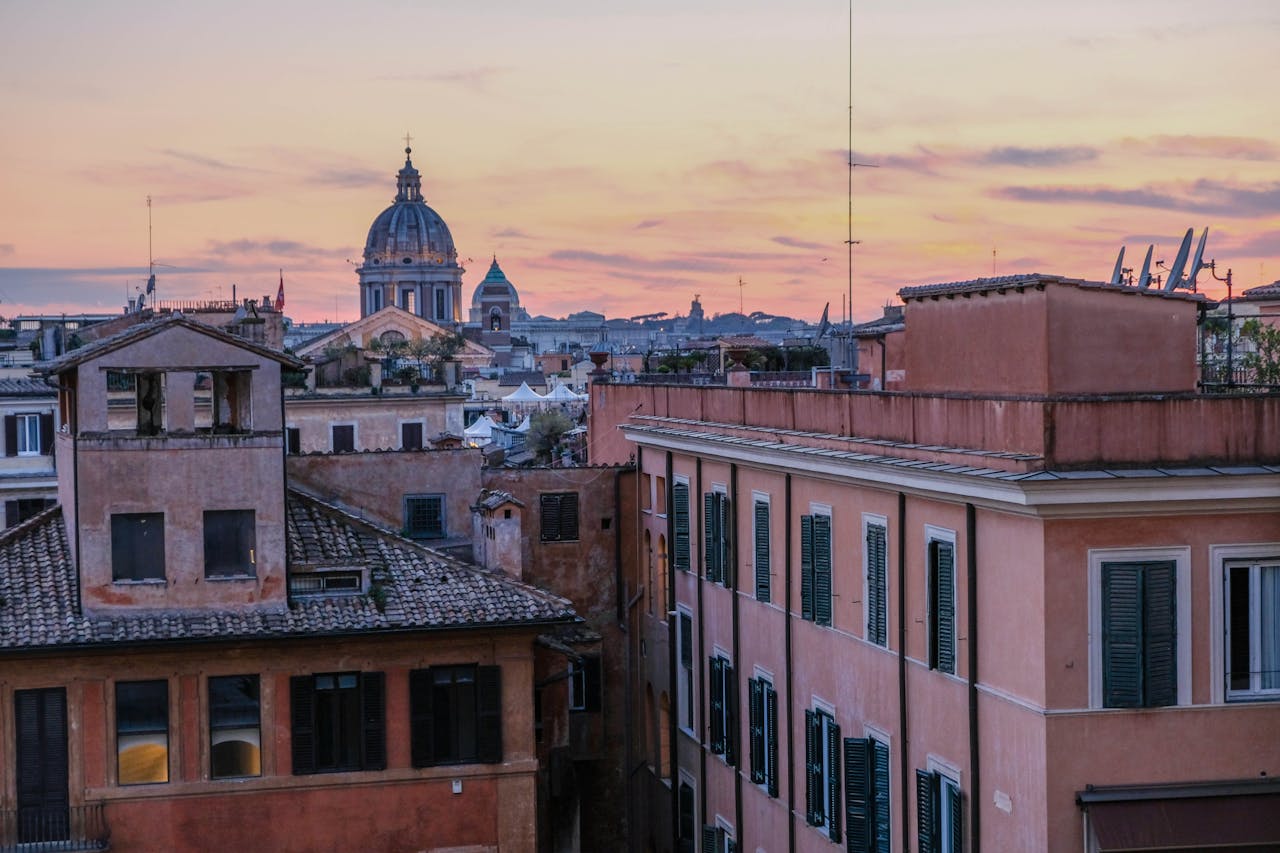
0 495 576 653
1238 280 1280 302
36 314 304 375
0 377 56 397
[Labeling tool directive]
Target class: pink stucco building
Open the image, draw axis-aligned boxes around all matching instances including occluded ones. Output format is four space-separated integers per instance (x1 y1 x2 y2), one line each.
594 274 1280 853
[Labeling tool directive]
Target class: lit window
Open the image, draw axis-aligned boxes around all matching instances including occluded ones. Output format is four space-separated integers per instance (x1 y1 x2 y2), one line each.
209 675 260 779
116 680 168 785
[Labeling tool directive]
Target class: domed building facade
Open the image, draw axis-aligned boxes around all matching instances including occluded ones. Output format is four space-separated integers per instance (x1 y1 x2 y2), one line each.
468 257 529 332
356 147 463 323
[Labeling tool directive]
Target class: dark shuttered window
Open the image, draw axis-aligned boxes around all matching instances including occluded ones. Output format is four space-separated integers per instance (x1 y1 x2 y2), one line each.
677 781 696 853
928 539 956 674
1102 560 1177 708
540 492 580 541
805 708 841 842
16 687 69 844
111 513 165 582
844 737 890 853
203 510 256 578
748 677 779 797
800 514 832 625
866 523 888 646
401 421 424 450
679 612 695 729
409 664 503 766
290 672 385 774
917 769 962 853
753 499 770 602
703 492 731 585
708 656 736 765
673 482 691 572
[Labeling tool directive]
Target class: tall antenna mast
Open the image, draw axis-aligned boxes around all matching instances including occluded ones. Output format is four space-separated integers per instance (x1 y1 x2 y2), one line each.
847 0 853 363
738 276 746 316
146 195 156 308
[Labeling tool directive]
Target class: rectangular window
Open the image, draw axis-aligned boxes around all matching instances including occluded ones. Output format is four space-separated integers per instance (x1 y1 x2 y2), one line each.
435 289 446 320
135 371 165 436
1102 560 1177 708
678 610 695 730
748 677 779 797
865 520 889 647
203 510 256 578
209 675 261 779
540 492 580 542
111 512 165 582
289 570 363 596
928 537 956 674
703 491 731 585
1226 559 1280 699
800 514 833 626
5 498 55 527
286 427 301 455
672 480 690 571
917 769 962 853
677 780 696 853
655 476 668 515
409 665 502 766
401 421 424 451
701 825 737 853
116 680 169 785
15 413 40 455
331 424 355 453
804 707 841 842
569 656 602 713
707 655 736 765
845 736 891 853
753 498 770 602
209 370 251 433
404 494 445 539
290 671 385 774
641 474 653 512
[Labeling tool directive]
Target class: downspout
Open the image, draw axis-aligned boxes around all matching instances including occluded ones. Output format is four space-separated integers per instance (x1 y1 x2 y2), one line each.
621 449 638 852
281 373 293 609
730 463 743 848
666 451 680 853
71 408 82 616
696 457 707 836
967 502 981 853
785 474 796 853
897 491 909 853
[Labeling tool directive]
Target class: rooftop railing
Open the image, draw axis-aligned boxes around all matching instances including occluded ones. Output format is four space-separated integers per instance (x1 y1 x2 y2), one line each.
0 803 110 851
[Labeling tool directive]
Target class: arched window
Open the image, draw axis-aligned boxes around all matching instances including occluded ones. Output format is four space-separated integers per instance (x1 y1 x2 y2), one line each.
489 307 503 331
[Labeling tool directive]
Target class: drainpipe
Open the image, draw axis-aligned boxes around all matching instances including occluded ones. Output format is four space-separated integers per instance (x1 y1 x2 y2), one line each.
967 502 981 852
696 457 707 837
730 463 743 847
622 448 639 852
280 371 293 608
666 451 679 853
897 491 909 853
785 474 796 853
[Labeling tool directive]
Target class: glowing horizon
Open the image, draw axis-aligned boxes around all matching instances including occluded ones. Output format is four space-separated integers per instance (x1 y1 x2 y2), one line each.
2 0 1277 325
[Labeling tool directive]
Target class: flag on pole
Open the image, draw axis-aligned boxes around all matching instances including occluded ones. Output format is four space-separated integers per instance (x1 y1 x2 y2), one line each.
275 270 285 312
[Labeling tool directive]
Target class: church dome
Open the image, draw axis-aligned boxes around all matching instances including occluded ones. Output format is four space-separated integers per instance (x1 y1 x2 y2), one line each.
363 148 457 264
470 258 521 310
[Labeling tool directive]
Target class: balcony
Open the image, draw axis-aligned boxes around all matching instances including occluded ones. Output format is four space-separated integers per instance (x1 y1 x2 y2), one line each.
0 803 110 852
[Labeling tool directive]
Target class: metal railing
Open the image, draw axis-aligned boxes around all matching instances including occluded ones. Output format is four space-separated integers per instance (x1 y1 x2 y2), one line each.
0 803 110 851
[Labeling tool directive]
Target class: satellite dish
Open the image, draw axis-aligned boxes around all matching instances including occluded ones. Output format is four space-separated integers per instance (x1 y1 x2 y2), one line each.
1163 228 1194 292
1109 247 1125 285
1138 245 1154 289
1185 227 1209 290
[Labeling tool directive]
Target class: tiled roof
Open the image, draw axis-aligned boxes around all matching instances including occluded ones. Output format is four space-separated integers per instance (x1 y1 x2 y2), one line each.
1238 280 1280 302
498 371 546 387
0 495 576 653
475 490 524 511
898 273 1206 303
0 378 56 397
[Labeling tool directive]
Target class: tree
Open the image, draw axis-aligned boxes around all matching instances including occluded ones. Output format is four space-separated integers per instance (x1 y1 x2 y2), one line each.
1241 318 1280 386
526 410 575 463
406 333 466 384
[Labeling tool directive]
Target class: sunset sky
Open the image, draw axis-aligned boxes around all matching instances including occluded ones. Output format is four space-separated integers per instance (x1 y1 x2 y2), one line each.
2 0 1278 324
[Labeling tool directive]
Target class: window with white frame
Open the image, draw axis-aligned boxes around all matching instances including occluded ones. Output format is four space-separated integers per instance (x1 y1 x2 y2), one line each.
926 526 957 674
864 514 889 647
1221 550 1280 700
1089 547 1191 709
845 731 891 853
916 763 962 853
800 508 833 626
804 703 841 842
747 672 778 797
703 487 731 585
752 494 771 603
707 652 736 764
677 607 695 731
15 413 40 456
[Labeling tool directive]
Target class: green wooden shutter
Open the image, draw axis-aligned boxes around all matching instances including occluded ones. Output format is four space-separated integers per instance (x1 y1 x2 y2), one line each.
680 613 694 670
872 740 891 853
673 483 691 572
815 515 833 627
827 719 842 843
725 662 737 766
748 678 765 783
766 685 779 797
701 825 718 853
1143 561 1178 707
916 769 937 853
289 676 315 775
866 524 887 646
1102 563 1143 708
844 737 871 853
477 665 503 763
409 669 433 767
805 709 820 824
38 413 54 455
935 541 955 673
720 494 733 589
3 415 15 458
709 657 725 754
801 515 815 621
361 671 386 770
946 781 963 853
754 500 771 602
704 492 719 581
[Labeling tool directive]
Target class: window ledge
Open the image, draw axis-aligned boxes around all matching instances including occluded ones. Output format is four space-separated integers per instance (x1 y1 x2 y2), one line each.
205 574 257 582
112 578 165 586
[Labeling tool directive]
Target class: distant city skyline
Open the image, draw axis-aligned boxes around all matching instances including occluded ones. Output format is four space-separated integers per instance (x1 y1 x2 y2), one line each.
1 0 1277 323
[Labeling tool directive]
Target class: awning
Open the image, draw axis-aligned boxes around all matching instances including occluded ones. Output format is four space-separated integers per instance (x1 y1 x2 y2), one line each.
1080 780 1280 851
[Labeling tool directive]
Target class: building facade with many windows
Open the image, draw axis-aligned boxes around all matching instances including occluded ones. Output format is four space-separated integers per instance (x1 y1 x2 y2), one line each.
595 275 1280 853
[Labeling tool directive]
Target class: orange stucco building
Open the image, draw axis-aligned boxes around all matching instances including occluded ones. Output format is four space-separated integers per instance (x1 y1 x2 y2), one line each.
595 275 1280 853
0 315 579 852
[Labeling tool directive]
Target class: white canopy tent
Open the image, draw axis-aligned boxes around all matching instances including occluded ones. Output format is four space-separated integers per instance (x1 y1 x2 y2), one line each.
545 383 583 403
501 382 547 403
464 414 497 445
